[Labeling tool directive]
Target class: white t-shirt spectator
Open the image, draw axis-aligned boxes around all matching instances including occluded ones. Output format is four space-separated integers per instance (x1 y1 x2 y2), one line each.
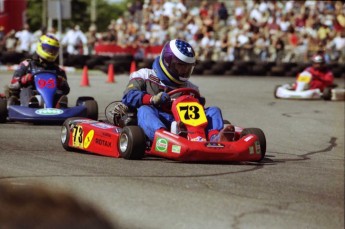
61 26 87 55
15 29 34 53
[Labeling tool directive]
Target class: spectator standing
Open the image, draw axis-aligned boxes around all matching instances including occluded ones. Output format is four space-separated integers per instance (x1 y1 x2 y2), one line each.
217 2 229 25
86 24 99 55
61 25 87 55
327 31 345 63
15 23 34 55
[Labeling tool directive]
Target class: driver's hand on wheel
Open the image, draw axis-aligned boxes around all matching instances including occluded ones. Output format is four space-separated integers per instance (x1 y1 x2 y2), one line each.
150 92 171 106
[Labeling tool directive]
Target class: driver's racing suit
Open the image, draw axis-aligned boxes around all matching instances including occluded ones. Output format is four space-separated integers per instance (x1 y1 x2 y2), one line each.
122 68 224 141
295 66 334 92
9 57 70 106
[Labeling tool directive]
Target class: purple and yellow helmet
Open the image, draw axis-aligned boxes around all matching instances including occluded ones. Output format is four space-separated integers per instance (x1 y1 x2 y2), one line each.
159 39 196 85
36 34 60 62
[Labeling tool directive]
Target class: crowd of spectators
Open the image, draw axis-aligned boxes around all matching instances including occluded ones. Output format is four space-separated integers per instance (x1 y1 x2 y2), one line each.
0 0 344 64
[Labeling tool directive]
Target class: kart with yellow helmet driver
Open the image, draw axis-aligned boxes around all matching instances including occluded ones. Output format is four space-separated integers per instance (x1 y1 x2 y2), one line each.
0 34 98 124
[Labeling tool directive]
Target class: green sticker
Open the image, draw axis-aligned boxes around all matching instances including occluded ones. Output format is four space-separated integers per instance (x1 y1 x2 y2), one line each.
155 137 168 153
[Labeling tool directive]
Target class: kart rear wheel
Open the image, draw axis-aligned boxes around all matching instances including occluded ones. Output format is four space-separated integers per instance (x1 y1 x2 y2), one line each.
61 118 74 151
83 100 98 120
240 128 266 161
322 87 332 101
0 98 8 123
118 126 146 160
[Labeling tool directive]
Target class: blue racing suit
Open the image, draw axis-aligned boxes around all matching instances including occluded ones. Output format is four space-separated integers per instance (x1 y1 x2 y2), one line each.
121 58 224 141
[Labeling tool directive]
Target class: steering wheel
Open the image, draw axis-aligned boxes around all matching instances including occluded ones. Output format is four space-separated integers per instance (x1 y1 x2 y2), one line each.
167 88 200 99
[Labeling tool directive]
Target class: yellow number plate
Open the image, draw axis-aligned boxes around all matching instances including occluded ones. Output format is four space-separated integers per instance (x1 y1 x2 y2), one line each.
176 102 207 127
297 73 311 83
72 125 84 148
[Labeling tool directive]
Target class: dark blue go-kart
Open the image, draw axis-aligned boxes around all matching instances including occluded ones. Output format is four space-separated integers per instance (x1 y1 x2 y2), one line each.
0 71 98 124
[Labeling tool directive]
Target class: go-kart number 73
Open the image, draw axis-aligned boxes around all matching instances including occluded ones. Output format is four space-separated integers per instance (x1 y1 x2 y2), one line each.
72 125 83 148
176 102 207 126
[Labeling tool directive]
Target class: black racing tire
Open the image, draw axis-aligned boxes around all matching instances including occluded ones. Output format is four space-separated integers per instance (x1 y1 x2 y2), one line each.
83 100 98 120
240 128 266 161
322 87 332 101
118 126 146 160
76 96 95 106
0 98 8 123
223 119 231 124
61 118 75 151
7 96 20 106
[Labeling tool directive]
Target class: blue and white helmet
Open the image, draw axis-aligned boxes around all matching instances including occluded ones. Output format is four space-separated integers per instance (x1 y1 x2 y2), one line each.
159 39 196 85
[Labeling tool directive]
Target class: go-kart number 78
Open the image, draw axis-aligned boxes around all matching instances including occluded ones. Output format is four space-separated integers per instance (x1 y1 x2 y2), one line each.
177 102 207 126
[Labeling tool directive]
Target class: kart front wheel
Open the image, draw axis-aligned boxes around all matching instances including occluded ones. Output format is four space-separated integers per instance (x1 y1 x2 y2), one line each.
61 118 74 151
241 128 266 161
0 98 8 123
118 126 146 160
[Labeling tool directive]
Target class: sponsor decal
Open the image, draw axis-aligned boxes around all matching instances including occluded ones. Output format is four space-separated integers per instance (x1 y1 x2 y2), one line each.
102 132 112 138
255 141 261 155
249 146 254 154
35 108 63 115
155 138 168 153
172 145 181 154
95 138 112 148
205 142 225 148
83 130 94 149
91 122 114 129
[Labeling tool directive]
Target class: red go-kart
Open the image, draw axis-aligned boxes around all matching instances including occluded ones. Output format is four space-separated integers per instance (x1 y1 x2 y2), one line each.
61 88 266 162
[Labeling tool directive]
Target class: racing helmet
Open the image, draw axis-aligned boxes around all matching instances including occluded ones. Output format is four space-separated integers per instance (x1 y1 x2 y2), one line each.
36 34 60 62
312 54 325 64
159 39 196 85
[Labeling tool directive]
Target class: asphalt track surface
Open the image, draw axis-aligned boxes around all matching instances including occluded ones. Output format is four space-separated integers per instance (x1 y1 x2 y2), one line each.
0 69 344 229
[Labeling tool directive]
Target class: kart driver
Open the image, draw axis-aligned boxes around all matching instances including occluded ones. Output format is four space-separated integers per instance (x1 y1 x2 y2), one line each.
121 39 234 142
294 53 334 92
8 34 70 108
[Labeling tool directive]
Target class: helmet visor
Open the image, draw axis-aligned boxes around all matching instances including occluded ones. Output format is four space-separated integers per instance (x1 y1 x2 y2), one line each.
169 56 195 80
41 43 59 56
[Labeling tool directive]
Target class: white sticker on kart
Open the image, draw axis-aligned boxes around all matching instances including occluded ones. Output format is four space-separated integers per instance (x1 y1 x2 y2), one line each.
35 108 63 115
90 122 114 129
244 135 253 142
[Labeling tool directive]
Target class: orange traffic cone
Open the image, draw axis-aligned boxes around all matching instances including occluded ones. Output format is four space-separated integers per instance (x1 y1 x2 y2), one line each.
80 65 90 87
130 60 136 74
107 64 115 83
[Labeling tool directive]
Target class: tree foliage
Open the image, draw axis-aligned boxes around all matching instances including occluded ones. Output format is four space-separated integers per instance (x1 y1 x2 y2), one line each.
26 0 131 32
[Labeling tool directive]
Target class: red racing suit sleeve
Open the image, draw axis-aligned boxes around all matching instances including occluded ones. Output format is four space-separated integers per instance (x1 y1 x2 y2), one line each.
305 67 334 91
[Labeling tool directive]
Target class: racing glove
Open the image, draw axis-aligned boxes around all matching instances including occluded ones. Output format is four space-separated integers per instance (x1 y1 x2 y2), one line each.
150 92 171 106
20 73 33 85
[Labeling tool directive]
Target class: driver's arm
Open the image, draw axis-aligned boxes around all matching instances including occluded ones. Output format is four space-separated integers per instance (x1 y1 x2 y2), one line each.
122 78 150 108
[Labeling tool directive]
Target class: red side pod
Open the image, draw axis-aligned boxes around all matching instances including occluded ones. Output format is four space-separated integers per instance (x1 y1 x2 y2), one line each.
148 130 262 162
68 121 122 158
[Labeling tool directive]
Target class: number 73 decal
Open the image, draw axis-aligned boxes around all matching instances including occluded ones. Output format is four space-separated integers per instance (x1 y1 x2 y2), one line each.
176 102 207 126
